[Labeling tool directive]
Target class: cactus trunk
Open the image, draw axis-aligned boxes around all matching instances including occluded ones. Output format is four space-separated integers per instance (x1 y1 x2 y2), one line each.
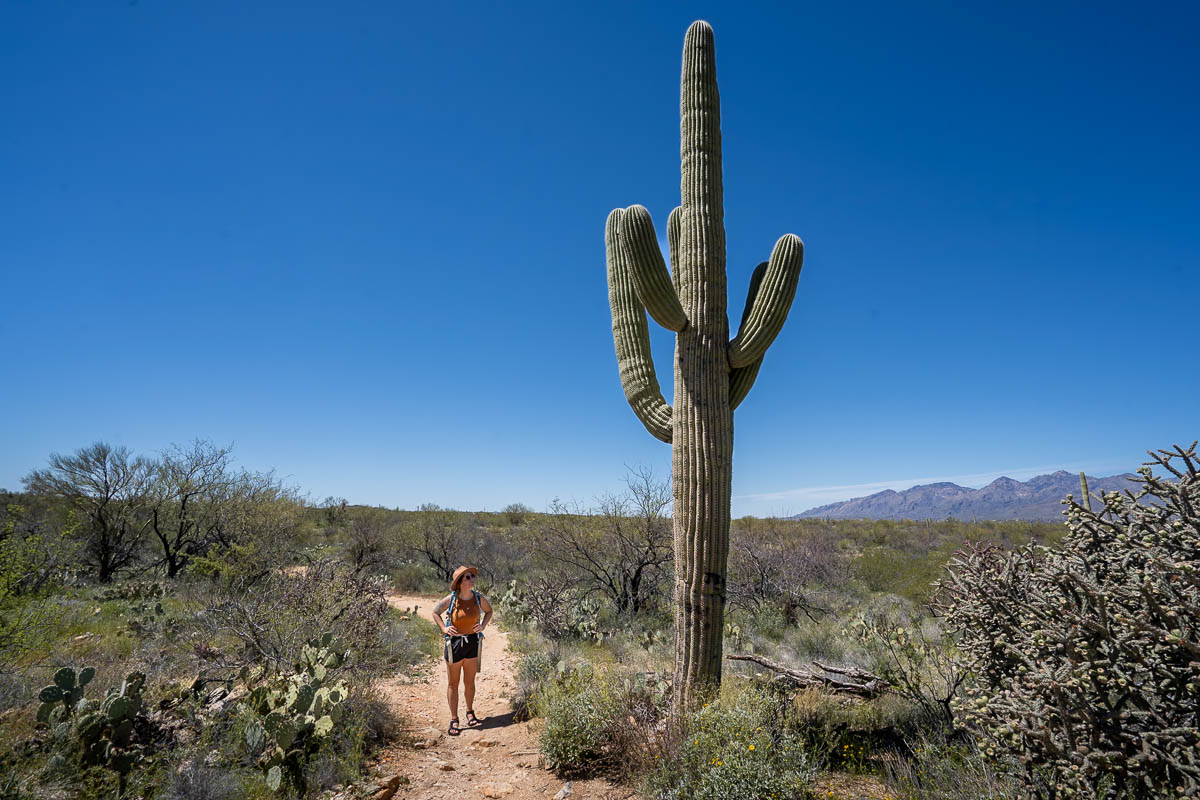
604 20 805 710
672 20 732 706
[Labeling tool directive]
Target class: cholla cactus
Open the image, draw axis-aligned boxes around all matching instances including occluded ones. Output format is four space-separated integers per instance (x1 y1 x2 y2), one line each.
934 442 1200 799
242 633 349 792
605 21 804 707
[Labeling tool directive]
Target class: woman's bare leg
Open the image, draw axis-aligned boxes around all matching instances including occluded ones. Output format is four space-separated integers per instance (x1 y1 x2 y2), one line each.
447 659 462 720
462 656 479 715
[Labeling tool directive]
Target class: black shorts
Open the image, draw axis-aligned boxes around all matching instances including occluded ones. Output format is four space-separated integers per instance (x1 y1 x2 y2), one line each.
444 634 480 663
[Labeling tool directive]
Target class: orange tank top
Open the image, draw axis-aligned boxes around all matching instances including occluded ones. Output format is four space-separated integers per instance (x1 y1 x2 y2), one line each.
449 592 479 635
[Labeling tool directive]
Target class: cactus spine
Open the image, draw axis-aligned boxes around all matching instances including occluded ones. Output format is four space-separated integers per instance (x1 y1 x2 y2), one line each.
605 21 804 707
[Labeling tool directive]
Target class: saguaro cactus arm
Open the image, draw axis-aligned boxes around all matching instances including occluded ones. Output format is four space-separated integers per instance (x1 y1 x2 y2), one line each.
620 205 688 332
727 234 804 369
730 261 768 409
606 208 673 443
667 205 683 292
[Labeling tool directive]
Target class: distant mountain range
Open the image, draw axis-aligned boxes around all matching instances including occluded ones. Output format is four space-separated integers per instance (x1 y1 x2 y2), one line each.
793 470 1140 522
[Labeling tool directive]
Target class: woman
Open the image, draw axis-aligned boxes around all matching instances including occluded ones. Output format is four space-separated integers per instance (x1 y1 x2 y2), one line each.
432 565 493 736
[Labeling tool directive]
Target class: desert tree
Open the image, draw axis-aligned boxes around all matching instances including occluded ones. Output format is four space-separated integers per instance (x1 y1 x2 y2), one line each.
344 506 400 574
407 503 470 582
502 502 532 526
22 442 154 582
535 467 673 616
148 439 238 578
191 468 305 584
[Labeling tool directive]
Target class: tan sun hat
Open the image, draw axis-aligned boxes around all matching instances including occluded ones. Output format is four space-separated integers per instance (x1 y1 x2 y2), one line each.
450 565 479 592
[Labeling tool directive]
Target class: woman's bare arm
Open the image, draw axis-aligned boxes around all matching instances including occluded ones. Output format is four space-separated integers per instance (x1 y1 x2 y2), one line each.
476 594 493 633
432 594 457 635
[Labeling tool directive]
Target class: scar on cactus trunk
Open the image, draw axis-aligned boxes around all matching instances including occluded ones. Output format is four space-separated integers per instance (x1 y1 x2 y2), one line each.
605 20 804 710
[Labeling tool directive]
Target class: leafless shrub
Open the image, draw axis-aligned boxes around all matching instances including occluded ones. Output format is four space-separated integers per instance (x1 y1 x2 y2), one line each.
162 758 240 800
407 503 475 582
533 467 672 616
189 557 390 676
728 517 843 625
344 507 401 574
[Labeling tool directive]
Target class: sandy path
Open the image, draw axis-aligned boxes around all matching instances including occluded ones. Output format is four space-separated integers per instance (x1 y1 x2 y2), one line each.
372 594 625 800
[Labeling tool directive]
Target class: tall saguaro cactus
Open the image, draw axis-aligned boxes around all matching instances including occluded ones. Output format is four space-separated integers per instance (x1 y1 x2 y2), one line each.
605 20 805 708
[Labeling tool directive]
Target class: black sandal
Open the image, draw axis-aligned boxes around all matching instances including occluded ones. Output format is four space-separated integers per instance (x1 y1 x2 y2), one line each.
447 718 461 736
465 710 481 728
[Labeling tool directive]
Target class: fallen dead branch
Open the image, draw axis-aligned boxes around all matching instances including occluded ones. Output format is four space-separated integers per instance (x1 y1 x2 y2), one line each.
725 652 888 698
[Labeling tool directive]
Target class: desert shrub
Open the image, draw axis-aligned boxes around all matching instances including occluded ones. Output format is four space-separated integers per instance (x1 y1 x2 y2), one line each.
532 469 672 618
785 686 925 773
161 757 241 800
499 578 604 641
728 518 843 625
533 664 622 773
342 507 401 575
502 503 532 526
933 442 1200 799
532 664 666 777
643 680 816 800
189 558 391 676
388 559 442 593
785 617 851 662
512 647 559 721
847 605 966 731
0 504 72 675
879 729 1024 800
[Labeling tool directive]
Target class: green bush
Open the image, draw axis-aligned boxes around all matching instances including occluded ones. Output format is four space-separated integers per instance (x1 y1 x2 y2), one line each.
532 663 666 778
533 665 621 773
644 681 816 800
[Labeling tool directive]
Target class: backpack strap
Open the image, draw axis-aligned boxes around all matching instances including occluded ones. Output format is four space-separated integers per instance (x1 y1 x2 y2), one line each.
444 592 456 641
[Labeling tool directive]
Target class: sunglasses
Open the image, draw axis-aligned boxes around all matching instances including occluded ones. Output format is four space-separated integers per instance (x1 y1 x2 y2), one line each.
463 575 476 581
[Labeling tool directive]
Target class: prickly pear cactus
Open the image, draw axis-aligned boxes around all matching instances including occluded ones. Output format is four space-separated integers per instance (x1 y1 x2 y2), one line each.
71 671 146 796
36 666 95 723
241 633 349 792
605 20 804 707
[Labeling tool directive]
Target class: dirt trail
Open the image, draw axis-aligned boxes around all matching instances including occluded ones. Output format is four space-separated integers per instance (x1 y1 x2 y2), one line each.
373 594 624 800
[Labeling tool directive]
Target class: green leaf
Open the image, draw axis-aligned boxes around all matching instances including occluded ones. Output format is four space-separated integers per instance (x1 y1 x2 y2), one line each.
265 765 282 791
78 666 95 687
313 715 333 736
36 702 54 723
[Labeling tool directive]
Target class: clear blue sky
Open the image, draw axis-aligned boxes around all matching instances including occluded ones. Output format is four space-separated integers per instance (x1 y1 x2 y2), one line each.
2 1 1196 517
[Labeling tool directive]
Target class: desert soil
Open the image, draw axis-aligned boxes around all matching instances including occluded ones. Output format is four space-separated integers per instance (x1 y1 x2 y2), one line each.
369 594 626 800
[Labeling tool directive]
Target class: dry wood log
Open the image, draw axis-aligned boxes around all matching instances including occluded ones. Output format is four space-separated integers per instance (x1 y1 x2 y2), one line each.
725 653 888 698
